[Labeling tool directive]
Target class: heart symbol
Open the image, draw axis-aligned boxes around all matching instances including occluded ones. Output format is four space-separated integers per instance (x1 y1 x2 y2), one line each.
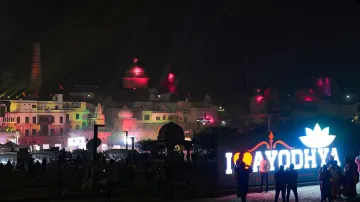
233 152 253 167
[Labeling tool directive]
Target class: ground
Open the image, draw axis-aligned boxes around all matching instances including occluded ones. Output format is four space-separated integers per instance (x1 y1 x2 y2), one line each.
49 185 360 202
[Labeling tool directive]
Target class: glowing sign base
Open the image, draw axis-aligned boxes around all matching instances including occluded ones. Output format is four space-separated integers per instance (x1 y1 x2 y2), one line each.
225 147 339 174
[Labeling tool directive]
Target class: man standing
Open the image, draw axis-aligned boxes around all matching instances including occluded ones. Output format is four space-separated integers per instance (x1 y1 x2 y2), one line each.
259 153 270 192
235 161 253 202
274 165 286 202
286 164 298 202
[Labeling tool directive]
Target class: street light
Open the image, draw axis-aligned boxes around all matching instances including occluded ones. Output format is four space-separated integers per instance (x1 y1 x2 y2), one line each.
123 131 128 150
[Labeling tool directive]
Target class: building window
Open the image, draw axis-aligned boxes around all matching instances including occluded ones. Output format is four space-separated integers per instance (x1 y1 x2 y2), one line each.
25 117 29 123
66 114 70 122
60 117 63 124
163 115 166 120
144 115 150 120
16 117 20 124
25 129 29 136
32 105 36 109
76 125 80 130
31 129 36 136
50 129 55 135
60 128 64 135
76 114 80 120
184 117 187 122
32 117 36 124
55 106 58 110
156 116 160 120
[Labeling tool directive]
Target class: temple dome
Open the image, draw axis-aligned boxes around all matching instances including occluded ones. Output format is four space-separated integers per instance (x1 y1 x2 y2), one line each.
117 107 133 119
158 122 184 144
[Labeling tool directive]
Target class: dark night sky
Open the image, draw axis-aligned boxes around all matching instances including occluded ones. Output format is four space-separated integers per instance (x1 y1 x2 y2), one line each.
1 0 360 102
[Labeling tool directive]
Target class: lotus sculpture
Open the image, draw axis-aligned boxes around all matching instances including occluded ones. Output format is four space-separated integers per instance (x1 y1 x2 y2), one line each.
299 123 335 148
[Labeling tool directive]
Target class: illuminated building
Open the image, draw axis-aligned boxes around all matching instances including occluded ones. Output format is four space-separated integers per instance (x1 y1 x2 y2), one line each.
315 77 331 97
0 94 110 150
106 96 219 146
104 58 219 146
122 58 149 89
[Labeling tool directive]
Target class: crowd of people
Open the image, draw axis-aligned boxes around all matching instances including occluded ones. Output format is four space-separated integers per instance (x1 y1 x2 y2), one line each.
234 152 360 202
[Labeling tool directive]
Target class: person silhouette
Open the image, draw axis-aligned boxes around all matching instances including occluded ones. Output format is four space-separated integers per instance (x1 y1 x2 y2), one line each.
274 165 286 202
235 161 253 202
286 164 298 202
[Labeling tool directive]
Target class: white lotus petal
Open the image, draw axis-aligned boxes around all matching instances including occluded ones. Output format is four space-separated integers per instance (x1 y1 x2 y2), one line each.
299 135 336 148
305 128 314 137
314 123 321 134
321 127 329 136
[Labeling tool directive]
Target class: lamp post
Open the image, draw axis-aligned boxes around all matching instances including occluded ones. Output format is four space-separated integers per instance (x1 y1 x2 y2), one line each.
131 137 135 164
123 131 128 150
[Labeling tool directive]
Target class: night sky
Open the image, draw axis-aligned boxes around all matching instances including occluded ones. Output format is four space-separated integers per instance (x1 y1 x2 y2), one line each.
1 0 360 103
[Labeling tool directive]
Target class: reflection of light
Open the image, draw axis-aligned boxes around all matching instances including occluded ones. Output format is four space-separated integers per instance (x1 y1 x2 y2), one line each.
87 94 91 97
221 121 226 126
184 137 191 141
346 95 350 99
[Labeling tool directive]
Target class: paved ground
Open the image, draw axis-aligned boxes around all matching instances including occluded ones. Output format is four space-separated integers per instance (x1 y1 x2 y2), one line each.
48 185 360 202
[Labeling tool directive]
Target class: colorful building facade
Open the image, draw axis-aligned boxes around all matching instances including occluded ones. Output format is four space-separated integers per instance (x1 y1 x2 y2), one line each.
0 94 109 150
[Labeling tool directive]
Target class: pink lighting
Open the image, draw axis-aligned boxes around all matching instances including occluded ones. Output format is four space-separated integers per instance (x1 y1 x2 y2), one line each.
304 96 313 102
317 78 323 87
132 67 143 76
168 73 175 83
256 96 264 103
256 89 260 93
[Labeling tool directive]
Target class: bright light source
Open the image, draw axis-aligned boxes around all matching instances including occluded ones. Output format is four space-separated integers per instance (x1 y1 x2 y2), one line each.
87 94 91 97
256 96 264 103
346 95 350 99
124 136 135 145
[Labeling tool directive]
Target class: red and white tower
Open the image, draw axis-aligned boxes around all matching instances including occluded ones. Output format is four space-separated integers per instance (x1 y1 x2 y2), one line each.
31 43 42 91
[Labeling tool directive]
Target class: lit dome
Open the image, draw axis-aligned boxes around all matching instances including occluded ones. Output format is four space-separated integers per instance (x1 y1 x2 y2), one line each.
117 107 133 119
125 58 146 77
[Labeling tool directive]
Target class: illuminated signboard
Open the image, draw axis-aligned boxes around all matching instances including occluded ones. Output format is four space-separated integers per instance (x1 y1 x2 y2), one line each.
225 123 339 174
